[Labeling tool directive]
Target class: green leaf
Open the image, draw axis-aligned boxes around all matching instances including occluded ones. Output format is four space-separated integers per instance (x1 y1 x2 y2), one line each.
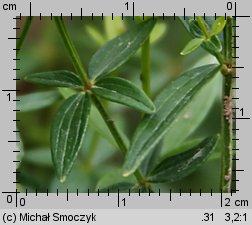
96 169 136 192
162 55 221 153
51 93 91 182
25 70 83 89
211 16 226 36
92 77 155 114
17 91 60 112
88 19 156 79
148 135 219 183
189 20 205 38
180 38 204 55
123 64 221 176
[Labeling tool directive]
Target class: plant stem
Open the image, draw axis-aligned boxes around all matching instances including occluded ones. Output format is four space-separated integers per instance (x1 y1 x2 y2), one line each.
16 16 33 57
141 38 151 96
54 17 89 85
220 16 234 193
54 17 148 188
91 95 146 184
196 16 210 39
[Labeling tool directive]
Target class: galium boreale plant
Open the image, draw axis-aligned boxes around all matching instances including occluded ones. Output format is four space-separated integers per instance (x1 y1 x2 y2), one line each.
19 16 234 192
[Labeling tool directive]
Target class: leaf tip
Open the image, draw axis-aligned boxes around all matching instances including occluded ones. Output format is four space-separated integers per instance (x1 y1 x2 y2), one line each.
122 170 132 177
60 175 66 183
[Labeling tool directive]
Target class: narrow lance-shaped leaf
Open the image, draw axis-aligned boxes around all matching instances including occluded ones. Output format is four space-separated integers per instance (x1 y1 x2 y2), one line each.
25 70 83 89
51 93 91 182
92 77 155 114
148 135 219 183
17 91 60 112
211 16 226 36
123 64 221 176
180 38 204 55
88 19 156 79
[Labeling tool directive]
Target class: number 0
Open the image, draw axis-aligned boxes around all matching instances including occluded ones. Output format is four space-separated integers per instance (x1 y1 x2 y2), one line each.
227 2 232 10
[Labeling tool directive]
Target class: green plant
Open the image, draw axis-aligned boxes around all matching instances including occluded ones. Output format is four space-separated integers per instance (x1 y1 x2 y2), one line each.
18 16 235 193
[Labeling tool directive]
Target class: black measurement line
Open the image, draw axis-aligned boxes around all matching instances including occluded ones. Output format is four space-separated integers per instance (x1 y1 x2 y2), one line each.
234 15 250 18
233 148 239 151
67 189 69 201
81 8 83 20
8 141 20 143
220 189 222 207
233 117 250 120
29 2 32 19
8 37 20 40
138 189 140 196
169 189 171 201
233 169 244 172
128 189 131 196
2 89 20 91
117 189 120 207
132 2 134 20
232 66 244 68
234 1 237 19
183 8 185 20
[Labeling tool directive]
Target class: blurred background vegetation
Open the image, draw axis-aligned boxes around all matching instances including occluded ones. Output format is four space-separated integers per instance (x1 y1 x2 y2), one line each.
16 16 223 193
